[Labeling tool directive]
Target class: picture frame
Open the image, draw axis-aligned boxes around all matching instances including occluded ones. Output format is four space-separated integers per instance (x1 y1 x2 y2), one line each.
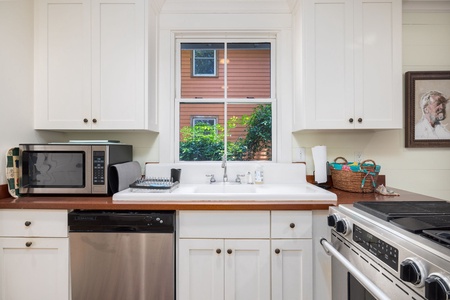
405 71 450 148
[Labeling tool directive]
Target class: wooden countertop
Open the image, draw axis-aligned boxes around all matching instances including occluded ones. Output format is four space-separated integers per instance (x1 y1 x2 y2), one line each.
0 183 443 211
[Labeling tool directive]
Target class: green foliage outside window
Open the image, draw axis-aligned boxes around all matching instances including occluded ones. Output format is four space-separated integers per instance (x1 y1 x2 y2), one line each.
179 104 272 161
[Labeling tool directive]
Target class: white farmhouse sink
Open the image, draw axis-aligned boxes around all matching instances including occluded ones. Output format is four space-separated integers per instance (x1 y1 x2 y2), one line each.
112 163 337 202
113 183 337 202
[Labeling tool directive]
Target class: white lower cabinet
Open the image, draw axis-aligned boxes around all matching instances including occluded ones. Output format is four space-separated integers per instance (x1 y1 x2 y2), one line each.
178 210 313 300
0 209 69 300
271 239 313 300
179 239 270 300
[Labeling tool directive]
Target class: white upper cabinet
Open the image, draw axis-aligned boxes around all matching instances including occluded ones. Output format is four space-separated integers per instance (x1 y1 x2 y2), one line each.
293 0 402 130
34 0 158 130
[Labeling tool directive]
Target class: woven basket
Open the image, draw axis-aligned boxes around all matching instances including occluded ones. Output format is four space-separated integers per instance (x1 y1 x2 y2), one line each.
330 157 379 193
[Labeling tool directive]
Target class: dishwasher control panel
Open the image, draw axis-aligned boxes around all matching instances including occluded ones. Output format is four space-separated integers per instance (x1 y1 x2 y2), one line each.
68 210 175 233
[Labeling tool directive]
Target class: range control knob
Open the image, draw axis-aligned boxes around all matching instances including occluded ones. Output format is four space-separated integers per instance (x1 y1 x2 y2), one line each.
336 219 351 235
327 214 341 228
400 258 426 287
425 273 450 300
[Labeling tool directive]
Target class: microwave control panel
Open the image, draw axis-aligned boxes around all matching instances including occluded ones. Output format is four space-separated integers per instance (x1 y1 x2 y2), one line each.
93 151 105 185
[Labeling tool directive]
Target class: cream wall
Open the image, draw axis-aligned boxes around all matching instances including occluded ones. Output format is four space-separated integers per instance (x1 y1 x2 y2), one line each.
0 0 64 184
294 12 450 200
0 1 449 201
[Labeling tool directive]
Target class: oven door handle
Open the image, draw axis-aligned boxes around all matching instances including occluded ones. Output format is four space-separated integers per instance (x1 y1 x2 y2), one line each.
320 238 390 300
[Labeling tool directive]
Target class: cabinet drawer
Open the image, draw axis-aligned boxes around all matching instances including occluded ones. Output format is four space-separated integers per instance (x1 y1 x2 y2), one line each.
0 209 68 237
271 211 312 238
179 211 270 238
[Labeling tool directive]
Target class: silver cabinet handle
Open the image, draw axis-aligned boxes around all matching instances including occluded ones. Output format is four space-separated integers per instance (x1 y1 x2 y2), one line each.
320 238 390 300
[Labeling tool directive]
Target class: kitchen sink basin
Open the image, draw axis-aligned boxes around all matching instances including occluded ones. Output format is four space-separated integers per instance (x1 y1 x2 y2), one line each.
195 183 256 194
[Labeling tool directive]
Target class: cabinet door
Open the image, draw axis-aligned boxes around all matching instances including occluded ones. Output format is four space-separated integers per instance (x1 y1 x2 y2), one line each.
353 0 402 129
299 0 401 130
302 0 354 129
224 240 270 300
34 0 92 129
0 237 69 300
91 0 146 129
271 239 313 300
178 239 224 300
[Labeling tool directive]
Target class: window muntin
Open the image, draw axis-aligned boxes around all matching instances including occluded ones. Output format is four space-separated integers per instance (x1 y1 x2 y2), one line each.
177 41 274 162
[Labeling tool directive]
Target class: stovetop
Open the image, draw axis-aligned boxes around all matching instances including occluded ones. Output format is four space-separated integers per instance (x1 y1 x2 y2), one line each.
354 201 450 248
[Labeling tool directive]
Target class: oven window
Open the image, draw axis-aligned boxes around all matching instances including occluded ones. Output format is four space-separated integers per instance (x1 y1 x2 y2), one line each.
22 151 85 187
348 273 376 300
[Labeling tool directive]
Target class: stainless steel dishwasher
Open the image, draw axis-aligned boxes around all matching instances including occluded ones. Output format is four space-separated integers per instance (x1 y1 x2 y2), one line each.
68 210 175 300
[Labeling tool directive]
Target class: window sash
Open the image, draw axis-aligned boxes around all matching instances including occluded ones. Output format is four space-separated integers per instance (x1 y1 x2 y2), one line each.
175 38 276 162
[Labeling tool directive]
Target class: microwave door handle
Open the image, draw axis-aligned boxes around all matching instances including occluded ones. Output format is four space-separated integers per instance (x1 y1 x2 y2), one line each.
320 238 390 300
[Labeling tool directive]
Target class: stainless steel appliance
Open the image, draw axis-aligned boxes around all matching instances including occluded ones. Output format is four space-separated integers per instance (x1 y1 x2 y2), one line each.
19 143 132 195
68 210 175 300
322 201 450 300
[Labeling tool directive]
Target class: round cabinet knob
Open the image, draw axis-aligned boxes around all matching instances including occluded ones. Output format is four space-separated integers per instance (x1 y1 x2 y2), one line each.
400 258 426 286
83 118 88 123
25 242 32 247
227 249 233 254
290 223 295 229
275 248 281 254
92 118 97 123
24 221 31 226
349 118 354 123
358 118 363 123
327 214 340 228
216 249 222 254
425 273 450 300
336 219 351 235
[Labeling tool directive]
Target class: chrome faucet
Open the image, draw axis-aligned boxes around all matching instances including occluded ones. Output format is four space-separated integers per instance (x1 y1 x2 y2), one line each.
221 154 228 182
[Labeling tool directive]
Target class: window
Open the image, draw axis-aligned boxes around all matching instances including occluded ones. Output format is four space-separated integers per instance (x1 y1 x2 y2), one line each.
192 50 217 77
191 116 218 127
176 41 274 162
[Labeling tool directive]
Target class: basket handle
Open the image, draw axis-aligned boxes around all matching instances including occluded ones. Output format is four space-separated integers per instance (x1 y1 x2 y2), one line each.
333 157 348 164
360 159 376 171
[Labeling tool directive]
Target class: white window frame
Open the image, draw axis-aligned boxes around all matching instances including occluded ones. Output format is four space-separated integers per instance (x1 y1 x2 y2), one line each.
175 36 277 162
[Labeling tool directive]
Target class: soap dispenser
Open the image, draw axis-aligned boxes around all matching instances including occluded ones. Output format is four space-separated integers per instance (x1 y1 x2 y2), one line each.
247 171 254 184
254 165 264 184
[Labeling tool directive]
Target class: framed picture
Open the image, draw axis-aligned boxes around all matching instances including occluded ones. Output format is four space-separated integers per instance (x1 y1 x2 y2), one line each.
405 71 450 148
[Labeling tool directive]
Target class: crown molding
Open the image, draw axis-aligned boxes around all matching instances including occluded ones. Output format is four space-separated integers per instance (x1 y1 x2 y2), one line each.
403 0 450 13
160 0 296 14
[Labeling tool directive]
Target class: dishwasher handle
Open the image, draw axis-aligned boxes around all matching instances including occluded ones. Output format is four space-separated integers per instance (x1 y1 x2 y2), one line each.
320 238 390 300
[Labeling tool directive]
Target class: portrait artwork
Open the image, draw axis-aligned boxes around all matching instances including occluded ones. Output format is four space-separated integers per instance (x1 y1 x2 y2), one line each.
405 71 450 148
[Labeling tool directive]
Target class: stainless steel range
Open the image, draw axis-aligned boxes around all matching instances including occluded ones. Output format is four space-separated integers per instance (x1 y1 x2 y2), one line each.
321 201 450 300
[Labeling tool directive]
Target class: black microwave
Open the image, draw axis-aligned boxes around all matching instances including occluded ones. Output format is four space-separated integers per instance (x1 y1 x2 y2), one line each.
19 143 132 195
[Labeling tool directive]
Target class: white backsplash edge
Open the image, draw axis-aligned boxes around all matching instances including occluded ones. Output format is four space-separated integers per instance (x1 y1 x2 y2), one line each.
144 163 308 184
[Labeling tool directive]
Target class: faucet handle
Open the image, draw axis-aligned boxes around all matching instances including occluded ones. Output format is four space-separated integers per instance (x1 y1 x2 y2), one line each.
206 174 216 183
235 174 245 184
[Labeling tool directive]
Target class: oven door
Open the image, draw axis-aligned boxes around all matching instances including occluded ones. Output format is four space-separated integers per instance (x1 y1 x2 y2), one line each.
321 234 423 300
330 247 379 300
